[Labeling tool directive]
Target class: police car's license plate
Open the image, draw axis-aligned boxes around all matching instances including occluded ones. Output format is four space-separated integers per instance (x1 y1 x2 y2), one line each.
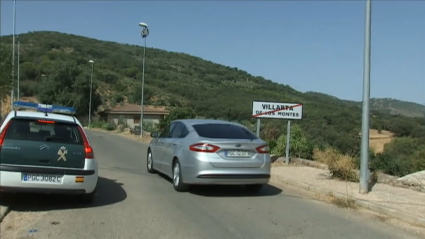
22 174 63 184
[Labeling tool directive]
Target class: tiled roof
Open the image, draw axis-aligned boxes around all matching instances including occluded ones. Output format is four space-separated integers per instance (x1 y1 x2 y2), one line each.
100 104 169 115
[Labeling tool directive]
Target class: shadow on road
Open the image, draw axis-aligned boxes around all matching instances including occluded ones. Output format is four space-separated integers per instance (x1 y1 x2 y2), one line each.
0 177 127 212
156 173 282 197
189 184 282 197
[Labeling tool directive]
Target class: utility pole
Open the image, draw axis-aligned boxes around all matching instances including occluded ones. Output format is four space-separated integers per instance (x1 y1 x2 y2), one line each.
359 0 372 194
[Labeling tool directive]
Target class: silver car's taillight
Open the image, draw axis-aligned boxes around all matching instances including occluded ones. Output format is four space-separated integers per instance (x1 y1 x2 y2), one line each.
189 143 220 153
256 145 270 154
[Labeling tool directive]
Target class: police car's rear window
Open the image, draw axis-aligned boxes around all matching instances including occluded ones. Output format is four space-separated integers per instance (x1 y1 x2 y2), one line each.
4 118 83 145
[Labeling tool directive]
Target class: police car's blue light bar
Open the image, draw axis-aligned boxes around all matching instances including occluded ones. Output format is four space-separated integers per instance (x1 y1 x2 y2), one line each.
13 101 76 115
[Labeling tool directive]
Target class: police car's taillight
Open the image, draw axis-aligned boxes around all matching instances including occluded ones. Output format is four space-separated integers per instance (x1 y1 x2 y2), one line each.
77 126 94 159
0 121 12 148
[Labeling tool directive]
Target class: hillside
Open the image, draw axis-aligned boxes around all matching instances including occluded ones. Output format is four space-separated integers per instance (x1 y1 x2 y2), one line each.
1 31 424 161
361 98 425 118
305 92 425 118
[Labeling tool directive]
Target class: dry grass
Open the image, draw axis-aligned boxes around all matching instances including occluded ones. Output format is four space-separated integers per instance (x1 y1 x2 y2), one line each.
368 129 395 154
19 96 39 103
1 96 12 117
271 160 294 167
375 214 389 222
313 148 359 182
322 192 357 209
1 96 39 118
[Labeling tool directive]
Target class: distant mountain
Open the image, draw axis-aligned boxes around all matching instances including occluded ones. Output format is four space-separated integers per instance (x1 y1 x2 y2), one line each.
354 98 425 118
304 92 425 118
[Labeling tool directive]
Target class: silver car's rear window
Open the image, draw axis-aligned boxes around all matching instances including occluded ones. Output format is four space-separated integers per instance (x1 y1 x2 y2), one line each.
192 123 257 139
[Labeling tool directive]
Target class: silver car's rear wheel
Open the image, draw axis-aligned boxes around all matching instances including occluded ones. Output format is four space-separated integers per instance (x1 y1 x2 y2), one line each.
173 163 180 186
172 159 189 192
147 150 156 174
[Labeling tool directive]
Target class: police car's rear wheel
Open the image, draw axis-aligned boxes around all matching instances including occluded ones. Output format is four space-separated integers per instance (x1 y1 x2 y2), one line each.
79 189 96 204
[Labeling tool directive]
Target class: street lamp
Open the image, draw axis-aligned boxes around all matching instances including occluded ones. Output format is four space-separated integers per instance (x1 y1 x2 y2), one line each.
359 0 372 194
17 35 20 100
88 60 94 128
10 0 17 109
41 74 47 99
139 22 149 138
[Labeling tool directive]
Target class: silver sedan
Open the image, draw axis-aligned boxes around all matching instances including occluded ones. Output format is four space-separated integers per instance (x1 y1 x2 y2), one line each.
147 119 271 192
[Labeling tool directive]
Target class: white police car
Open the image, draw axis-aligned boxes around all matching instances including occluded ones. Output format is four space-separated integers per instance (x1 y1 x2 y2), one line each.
0 101 98 203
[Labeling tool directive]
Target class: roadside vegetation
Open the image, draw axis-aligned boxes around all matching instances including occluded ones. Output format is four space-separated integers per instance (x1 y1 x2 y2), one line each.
0 31 424 178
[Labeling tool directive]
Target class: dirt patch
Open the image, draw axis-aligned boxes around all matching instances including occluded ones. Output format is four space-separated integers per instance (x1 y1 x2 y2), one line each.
370 137 393 154
369 129 394 139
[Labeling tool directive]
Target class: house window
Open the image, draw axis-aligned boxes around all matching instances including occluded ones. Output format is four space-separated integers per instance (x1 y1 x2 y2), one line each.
134 116 140 124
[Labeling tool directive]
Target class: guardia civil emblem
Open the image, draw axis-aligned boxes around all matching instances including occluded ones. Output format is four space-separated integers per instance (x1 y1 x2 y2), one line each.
57 146 68 162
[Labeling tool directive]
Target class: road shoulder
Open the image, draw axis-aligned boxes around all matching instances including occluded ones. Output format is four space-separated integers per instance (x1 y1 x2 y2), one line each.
0 205 11 222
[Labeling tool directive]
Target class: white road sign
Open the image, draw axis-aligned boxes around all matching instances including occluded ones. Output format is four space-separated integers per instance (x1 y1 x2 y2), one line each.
251 101 303 120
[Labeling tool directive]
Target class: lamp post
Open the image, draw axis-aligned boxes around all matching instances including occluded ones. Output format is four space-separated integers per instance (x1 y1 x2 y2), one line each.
41 74 47 87
88 60 94 128
10 0 16 108
139 22 149 138
41 74 47 101
359 0 372 194
17 36 20 100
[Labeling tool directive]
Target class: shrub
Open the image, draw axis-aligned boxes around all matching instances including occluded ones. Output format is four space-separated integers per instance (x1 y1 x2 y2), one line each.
313 148 359 182
90 119 115 131
118 115 128 127
371 137 425 176
411 148 425 172
265 139 277 153
272 134 286 156
142 120 158 133
271 124 314 159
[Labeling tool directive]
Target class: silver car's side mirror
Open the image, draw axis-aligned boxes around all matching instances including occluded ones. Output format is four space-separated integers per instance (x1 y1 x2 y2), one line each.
150 132 159 138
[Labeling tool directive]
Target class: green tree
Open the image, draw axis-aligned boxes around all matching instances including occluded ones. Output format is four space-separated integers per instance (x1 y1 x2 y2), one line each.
36 61 102 117
158 107 196 130
0 43 12 103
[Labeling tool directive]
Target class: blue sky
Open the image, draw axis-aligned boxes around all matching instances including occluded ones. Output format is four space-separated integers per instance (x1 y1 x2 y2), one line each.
1 0 424 104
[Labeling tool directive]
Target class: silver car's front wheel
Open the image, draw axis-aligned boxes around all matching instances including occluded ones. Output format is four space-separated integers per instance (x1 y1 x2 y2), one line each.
147 151 156 174
172 159 189 192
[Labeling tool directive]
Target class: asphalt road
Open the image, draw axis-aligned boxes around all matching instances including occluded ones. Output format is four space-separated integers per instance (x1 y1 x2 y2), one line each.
0 130 422 239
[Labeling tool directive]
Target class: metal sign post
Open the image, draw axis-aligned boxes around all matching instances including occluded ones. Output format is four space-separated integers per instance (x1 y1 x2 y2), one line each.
285 120 291 164
251 101 303 163
256 118 261 137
